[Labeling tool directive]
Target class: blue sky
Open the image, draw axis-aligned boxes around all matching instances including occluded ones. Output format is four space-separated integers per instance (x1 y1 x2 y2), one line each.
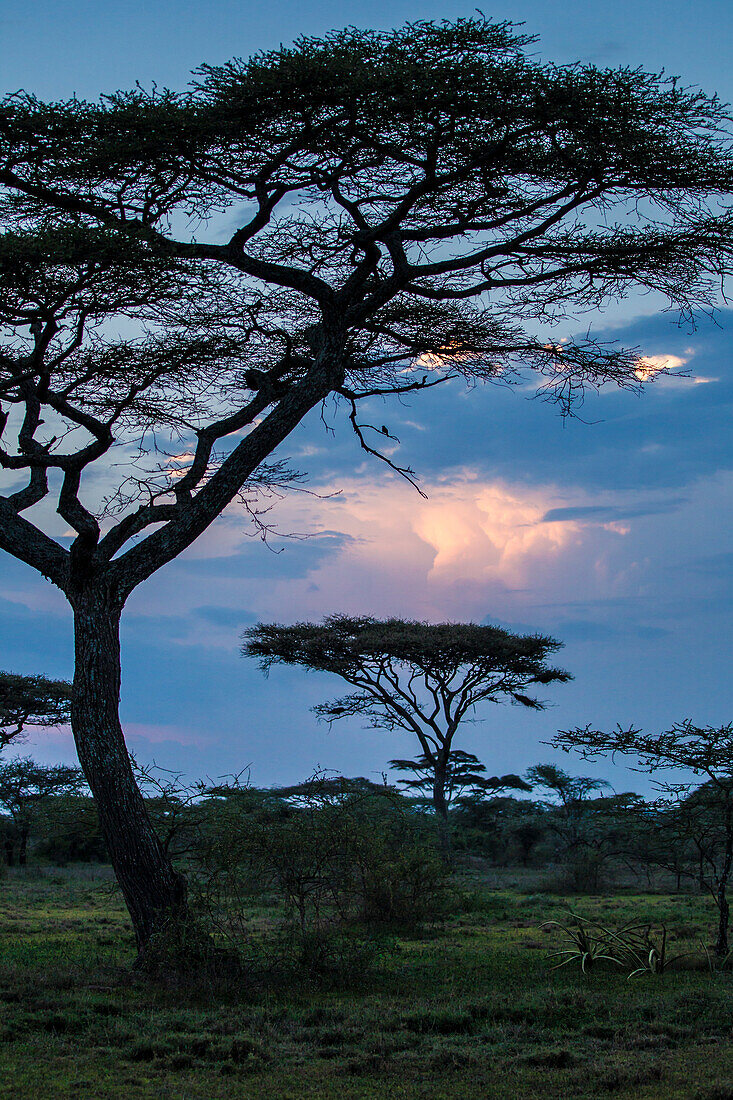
1 1 732 795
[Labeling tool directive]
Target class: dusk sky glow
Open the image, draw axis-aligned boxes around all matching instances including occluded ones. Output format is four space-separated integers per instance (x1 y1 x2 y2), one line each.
1 0 732 796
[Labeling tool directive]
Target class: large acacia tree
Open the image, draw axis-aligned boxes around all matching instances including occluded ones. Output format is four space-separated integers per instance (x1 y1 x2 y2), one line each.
243 615 570 850
1 17 733 956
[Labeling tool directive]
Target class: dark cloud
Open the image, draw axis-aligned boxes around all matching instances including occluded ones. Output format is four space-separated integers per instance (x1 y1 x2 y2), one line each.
540 498 688 523
554 619 670 642
483 610 670 645
682 551 733 577
282 309 732 496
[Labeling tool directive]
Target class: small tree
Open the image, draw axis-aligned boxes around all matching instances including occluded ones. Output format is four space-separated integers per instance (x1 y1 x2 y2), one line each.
552 721 733 956
450 794 546 864
389 749 530 806
0 671 72 753
243 615 570 851
0 757 84 865
33 793 107 864
525 763 614 888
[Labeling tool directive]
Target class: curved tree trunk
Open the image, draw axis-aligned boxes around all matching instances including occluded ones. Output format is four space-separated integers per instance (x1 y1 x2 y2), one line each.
70 585 187 959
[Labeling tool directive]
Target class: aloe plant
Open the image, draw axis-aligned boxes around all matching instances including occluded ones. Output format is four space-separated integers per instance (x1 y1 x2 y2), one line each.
543 915 688 978
541 915 625 973
622 925 689 978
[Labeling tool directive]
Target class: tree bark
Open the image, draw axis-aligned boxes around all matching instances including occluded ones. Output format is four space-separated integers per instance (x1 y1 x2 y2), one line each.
18 822 29 866
70 586 187 958
716 885 729 958
432 769 451 860
713 803 733 958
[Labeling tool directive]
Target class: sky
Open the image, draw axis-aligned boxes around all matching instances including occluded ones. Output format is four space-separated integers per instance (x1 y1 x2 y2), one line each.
1 0 732 796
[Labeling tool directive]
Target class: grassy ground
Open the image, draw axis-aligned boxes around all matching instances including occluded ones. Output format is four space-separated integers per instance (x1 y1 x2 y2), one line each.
0 865 732 1098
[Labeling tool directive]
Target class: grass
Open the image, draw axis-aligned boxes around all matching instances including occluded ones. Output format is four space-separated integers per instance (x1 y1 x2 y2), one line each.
0 865 732 1098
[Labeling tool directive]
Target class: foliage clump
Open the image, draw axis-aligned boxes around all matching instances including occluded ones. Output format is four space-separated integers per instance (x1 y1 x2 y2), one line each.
191 774 448 978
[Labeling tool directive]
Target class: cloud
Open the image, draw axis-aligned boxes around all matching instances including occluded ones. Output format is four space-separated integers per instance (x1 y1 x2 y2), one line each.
176 531 355 580
192 606 257 627
203 470 643 626
634 352 689 381
540 497 688 524
412 481 579 585
125 722 212 749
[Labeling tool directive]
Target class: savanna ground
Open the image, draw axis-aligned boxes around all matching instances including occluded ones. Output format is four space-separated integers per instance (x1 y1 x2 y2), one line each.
0 865 731 1099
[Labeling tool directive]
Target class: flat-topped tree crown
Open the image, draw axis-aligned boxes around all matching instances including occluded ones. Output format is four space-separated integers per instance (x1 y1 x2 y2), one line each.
3 17 733 592
389 749 531 806
244 615 570 691
1 14 732 957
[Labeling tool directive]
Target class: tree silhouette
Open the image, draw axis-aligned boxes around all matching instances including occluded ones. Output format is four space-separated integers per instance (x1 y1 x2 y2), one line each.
0 757 84 865
552 721 733 956
243 615 570 851
0 671 72 753
2 16 733 956
389 750 530 808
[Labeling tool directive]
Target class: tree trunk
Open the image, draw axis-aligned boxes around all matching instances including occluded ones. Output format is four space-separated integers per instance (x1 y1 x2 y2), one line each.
715 884 729 958
18 822 29 866
715 805 733 958
71 587 187 959
432 771 451 860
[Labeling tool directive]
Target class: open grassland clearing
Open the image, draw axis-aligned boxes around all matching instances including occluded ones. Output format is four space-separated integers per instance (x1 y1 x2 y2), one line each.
0 867 732 1099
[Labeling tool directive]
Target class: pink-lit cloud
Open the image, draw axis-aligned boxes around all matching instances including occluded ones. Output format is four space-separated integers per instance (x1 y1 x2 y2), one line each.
137 471 634 631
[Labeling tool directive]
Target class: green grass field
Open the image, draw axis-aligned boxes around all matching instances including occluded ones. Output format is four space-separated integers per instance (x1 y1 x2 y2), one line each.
0 866 731 1099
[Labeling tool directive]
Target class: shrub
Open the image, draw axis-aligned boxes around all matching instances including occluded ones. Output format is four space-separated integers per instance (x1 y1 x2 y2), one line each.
191 775 448 976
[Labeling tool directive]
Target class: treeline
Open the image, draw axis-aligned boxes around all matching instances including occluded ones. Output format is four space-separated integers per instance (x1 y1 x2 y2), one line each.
0 758 726 900
4 752 733 969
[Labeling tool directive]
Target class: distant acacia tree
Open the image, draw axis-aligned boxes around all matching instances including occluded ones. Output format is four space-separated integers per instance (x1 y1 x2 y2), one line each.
552 721 733 957
526 762 640 889
389 750 531 806
2 17 733 957
243 615 570 850
525 763 610 850
0 671 72 753
0 758 84 865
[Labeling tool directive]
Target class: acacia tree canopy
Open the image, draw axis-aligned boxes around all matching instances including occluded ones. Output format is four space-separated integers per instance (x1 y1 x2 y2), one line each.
389 749 531 806
2 18 733 590
0 671 72 752
1 15 733 957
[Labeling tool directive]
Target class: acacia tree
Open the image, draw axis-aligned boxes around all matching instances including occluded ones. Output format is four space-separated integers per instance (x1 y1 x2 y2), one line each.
243 615 570 850
1 18 733 955
552 721 733 957
0 757 84 865
0 670 72 753
389 750 531 806
525 762 638 889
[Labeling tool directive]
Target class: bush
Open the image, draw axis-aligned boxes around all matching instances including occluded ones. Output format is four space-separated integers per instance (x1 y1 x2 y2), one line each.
191 775 448 976
33 796 107 865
